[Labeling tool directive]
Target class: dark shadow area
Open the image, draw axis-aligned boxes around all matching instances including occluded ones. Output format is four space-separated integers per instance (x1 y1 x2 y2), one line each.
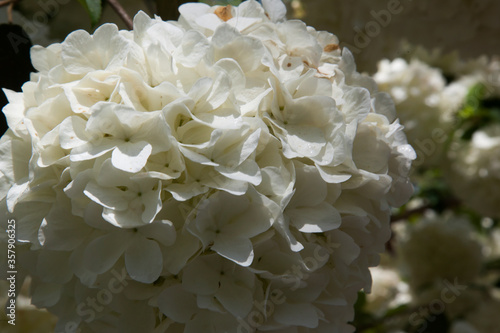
0 23 35 136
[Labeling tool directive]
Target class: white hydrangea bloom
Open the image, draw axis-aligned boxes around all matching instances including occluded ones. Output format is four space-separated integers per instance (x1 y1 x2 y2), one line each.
446 124 500 218
0 1 414 332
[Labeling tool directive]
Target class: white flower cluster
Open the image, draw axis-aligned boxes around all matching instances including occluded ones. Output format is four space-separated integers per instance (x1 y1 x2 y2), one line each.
0 1 414 332
443 57 500 218
446 124 500 218
365 265 410 317
398 214 483 295
374 58 453 169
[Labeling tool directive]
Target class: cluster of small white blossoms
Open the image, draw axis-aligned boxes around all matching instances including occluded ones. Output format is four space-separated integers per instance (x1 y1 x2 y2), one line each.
365 265 410 317
398 214 483 297
446 123 500 218
0 1 414 332
374 58 453 169
374 55 500 206
444 58 500 218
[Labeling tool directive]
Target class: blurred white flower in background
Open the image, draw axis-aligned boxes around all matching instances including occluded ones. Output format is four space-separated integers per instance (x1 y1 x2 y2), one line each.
0 278 57 333
365 265 410 317
446 124 500 219
398 214 483 295
451 321 481 333
374 58 452 169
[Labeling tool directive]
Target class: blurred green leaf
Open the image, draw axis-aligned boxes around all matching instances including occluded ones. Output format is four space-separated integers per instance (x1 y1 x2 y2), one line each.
352 292 379 332
457 83 500 140
77 0 102 27
385 304 410 318
414 168 456 213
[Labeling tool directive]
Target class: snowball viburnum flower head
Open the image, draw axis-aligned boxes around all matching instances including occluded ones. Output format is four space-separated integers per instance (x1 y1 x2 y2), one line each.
446 123 500 218
0 1 414 332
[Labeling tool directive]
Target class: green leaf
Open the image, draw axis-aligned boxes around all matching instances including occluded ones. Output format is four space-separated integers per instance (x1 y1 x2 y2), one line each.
77 0 103 27
456 83 500 140
384 304 409 318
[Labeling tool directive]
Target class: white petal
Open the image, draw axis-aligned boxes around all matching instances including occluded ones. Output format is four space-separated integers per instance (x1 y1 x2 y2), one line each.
139 220 176 246
112 141 152 173
178 3 211 23
36 250 73 284
84 181 129 210
284 125 326 158
158 285 198 323
316 165 352 184
216 159 262 185
59 116 88 149
212 236 254 266
342 87 371 123
70 140 116 161
216 282 253 318
83 232 131 274
6 181 29 213
288 203 341 233
173 30 210 68
124 237 163 283
31 282 62 308
262 0 287 22
182 258 220 295
62 24 130 74
274 303 319 328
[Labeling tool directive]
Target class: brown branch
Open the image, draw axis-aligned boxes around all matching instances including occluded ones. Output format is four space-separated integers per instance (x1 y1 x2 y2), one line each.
7 2 13 23
390 198 461 223
106 0 133 30
390 205 432 223
0 0 19 24
0 0 13 6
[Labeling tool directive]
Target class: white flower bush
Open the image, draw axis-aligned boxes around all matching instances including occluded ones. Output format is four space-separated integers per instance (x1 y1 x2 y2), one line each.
0 1 415 332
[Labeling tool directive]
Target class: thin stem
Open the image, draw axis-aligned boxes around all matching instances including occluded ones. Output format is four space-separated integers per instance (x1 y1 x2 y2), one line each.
390 204 431 223
106 0 133 30
0 0 19 24
390 198 460 223
7 2 13 23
